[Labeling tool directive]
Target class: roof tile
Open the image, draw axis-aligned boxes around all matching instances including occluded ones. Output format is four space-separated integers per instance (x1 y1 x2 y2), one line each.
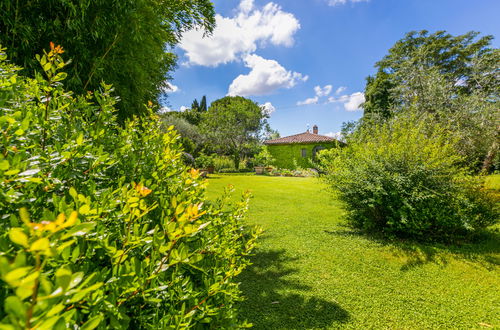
264 131 339 145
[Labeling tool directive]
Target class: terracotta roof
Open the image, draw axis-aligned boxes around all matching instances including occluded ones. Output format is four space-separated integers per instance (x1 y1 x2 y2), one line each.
264 131 339 145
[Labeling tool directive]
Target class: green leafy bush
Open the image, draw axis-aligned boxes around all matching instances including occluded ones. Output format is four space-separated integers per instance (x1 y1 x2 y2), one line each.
0 47 259 328
194 153 215 169
213 156 250 173
253 147 274 167
318 117 498 242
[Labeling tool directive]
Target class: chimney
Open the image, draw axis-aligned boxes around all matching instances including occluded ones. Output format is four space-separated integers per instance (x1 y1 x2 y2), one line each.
313 125 318 134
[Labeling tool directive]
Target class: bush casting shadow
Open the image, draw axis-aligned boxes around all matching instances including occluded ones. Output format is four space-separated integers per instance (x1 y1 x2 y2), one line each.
325 227 500 271
238 249 349 329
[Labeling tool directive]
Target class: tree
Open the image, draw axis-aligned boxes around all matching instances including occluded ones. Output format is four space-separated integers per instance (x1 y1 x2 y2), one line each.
160 113 204 155
362 71 394 120
361 30 499 171
201 96 268 169
0 0 215 120
363 30 495 118
199 95 208 112
191 99 200 112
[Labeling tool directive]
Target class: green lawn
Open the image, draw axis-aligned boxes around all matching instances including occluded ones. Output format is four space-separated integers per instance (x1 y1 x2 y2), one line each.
205 174 500 329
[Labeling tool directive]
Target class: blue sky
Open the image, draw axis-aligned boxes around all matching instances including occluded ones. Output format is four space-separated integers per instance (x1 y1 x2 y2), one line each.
164 0 499 137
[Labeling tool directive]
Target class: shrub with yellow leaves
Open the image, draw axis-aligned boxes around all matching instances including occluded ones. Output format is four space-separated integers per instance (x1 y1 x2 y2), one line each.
0 45 259 329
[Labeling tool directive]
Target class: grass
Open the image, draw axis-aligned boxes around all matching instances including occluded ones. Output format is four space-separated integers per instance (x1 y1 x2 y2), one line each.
205 174 500 329
484 173 500 190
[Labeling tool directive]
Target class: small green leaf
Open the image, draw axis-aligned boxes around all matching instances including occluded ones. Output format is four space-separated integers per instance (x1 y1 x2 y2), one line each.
80 315 103 330
43 62 51 72
46 304 65 317
4 296 26 319
8 228 29 248
79 204 90 215
53 72 68 82
55 268 72 290
69 187 77 199
61 223 96 239
0 160 9 170
36 316 62 330
4 267 31 286
69 272 84 289
4 169 20 176
76 133 84 146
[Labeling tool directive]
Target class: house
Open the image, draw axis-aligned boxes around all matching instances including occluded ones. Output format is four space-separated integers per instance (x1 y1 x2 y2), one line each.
264 125 343 169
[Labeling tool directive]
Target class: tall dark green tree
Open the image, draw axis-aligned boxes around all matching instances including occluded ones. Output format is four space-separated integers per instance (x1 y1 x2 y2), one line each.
199 95 208 112
0 0 215 120
191 99 200 112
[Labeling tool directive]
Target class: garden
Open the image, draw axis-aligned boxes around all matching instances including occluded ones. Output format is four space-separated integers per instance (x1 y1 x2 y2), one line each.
206 174 499 329
0 1 499 329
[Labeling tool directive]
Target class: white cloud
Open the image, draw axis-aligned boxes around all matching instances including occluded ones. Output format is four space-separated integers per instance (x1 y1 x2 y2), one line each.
344 92 365 111
228 54 307 96
239 0 254 13
179 0 300 66
314 85 333 97
162 82 179 93
159 106 172 114
297 96 319 106
327 0 369 6
328 92 365 111
335 86 346 95
297 84 333 106
179 106 188 112
261 102 276 116
325 131 344 141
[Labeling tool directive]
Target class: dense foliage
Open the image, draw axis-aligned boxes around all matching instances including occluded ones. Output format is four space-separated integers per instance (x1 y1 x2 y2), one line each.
0 48 258 328
318 116 498 242
201 96 269 169
253 147 275 167
160 113 204 157
267 142 339 170
362 30 499 171
0 0 215 119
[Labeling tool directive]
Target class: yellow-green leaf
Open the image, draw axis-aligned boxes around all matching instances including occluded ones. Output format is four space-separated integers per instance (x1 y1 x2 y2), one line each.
4 267 31 286
0 160 9 170
79 204 90 215
31 238 50 251
76 133 84 146
8 228 28 248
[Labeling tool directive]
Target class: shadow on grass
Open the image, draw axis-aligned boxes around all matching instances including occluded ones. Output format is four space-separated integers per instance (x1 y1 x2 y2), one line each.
325 227 500 271
238 249 349 329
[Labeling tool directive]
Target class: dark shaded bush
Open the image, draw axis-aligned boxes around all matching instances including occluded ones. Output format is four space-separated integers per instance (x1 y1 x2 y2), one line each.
318 117 498 242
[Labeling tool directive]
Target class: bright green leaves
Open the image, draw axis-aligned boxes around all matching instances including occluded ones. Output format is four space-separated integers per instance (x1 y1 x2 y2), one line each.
80 315 103 330
0 50 259 329
4 296 26 320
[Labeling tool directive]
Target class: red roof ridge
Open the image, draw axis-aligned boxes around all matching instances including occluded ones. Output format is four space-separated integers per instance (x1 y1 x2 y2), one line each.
264 131 339 145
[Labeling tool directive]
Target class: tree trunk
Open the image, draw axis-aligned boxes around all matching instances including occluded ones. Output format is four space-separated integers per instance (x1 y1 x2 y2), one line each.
233 152 240 170
482 139 498 174
482 125 499 174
